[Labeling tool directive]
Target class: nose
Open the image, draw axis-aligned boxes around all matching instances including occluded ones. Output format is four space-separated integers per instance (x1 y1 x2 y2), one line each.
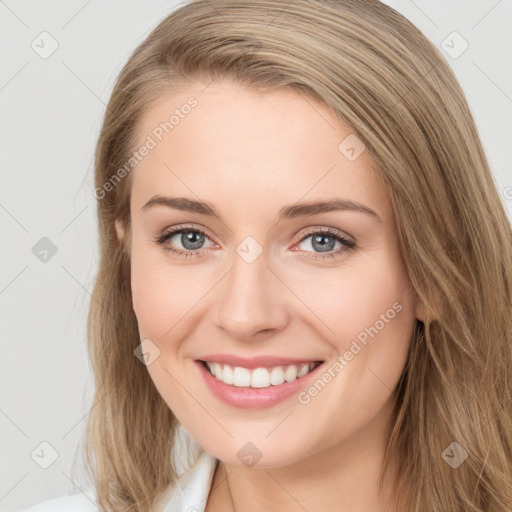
212 249 291 341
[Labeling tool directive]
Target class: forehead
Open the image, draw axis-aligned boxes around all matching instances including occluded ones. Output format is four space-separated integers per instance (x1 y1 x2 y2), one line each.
130 80 389 222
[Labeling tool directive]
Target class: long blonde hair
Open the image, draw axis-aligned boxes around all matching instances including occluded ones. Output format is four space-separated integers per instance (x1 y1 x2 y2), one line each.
83 1 512 510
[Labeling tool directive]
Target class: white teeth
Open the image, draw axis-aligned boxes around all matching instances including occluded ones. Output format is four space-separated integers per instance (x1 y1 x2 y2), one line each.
251 367 270 388
284 365 298 382
233 367 251 387
212 362 222 379
297 364 310 377
222 364 234 385
205 361 319 388
270 366 285 385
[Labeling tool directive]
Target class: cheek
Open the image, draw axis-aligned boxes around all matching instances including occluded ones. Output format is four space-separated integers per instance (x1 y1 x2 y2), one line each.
131 265 198 341
129 249 209 404
292 264 414 339
338 272 414 348
129 239 219 350
287 250 416 375
130 241 188 340
330 260 417 397
290 261 416 441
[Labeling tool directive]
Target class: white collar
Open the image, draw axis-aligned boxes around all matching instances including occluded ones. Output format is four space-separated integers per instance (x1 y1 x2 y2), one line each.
155 450 219 512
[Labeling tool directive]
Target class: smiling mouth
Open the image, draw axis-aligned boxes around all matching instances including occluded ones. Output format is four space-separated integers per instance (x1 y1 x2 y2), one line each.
198 360 324 389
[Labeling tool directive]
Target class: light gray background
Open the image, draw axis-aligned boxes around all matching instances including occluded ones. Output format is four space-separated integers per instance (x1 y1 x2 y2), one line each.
1 1 511 510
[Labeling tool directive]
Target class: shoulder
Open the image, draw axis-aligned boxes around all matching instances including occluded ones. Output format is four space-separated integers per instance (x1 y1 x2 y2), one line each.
17 488 99 512
18 452 218 512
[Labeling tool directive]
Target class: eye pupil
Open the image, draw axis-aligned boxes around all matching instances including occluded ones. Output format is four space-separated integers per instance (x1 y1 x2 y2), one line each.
312 234 335 253
182 231 205 250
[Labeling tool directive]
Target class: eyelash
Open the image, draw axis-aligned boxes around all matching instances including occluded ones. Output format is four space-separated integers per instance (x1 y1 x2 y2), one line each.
153 224 356 261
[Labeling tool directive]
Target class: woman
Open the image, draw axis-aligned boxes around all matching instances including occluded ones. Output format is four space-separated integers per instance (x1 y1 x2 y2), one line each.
21 0 512 510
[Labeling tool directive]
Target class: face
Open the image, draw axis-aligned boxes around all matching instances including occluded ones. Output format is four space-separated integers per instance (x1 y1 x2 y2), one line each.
116 80 423 469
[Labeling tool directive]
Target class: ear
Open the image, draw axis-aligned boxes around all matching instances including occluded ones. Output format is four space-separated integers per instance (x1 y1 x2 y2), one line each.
115 219 125 243
415 296 426 323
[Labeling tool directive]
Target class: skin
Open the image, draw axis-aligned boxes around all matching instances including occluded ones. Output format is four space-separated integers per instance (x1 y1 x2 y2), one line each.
115 80 425 511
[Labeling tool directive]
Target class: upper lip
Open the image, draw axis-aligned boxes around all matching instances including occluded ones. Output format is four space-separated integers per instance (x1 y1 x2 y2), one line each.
198 354 324 369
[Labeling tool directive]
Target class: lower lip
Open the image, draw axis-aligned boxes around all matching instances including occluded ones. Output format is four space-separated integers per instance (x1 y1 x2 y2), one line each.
194 360 325 409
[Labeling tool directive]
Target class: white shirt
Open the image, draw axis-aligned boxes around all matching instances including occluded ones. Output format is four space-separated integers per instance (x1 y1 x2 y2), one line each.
18 451 219 512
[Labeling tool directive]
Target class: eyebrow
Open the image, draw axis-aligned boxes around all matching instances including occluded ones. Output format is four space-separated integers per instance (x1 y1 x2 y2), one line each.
140 195 381 221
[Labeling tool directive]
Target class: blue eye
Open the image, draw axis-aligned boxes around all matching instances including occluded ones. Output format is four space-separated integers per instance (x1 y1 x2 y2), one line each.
294 229 355 260
154 225 356 260
154 226 214 258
